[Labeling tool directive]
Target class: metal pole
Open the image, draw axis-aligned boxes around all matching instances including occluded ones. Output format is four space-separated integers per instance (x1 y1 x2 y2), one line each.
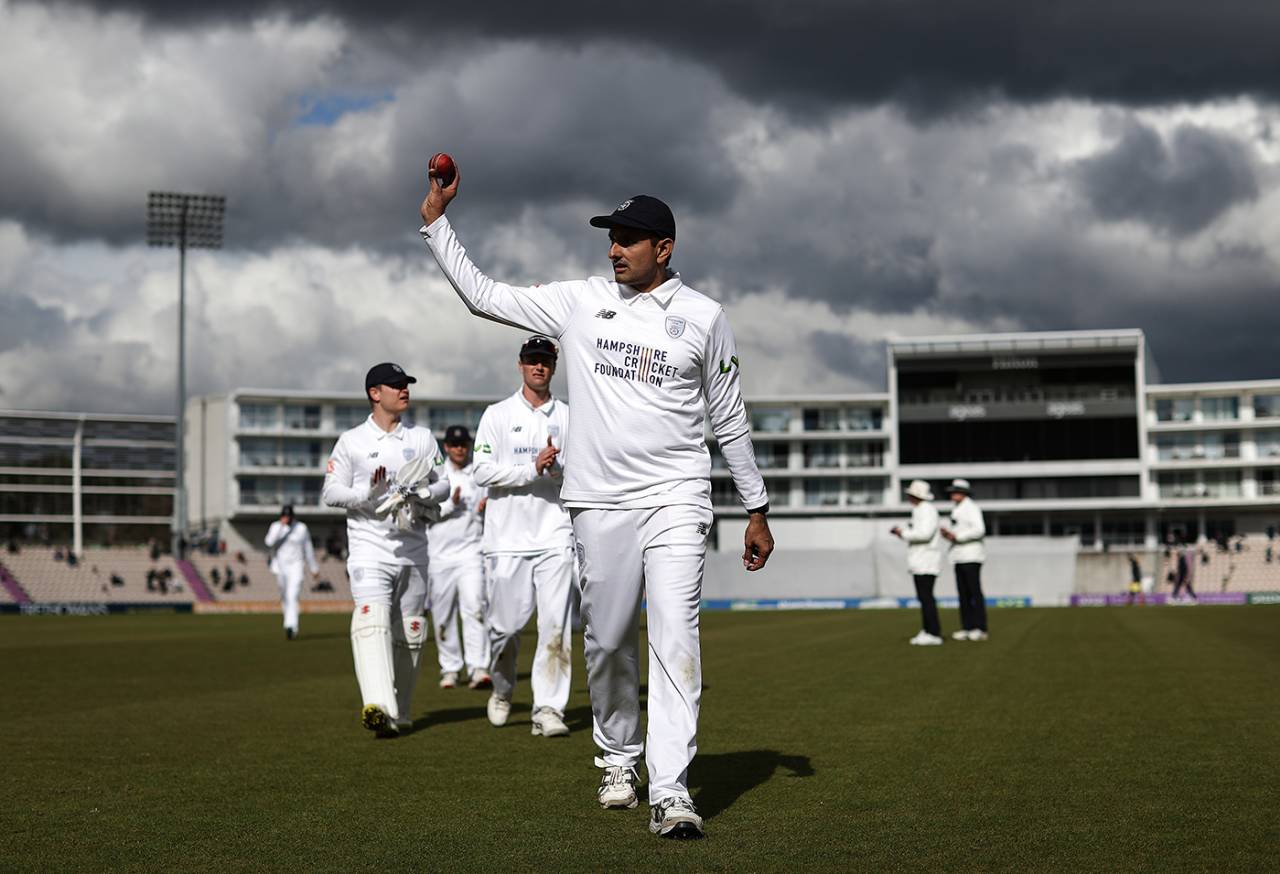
73 416 84 556
173 204 188 559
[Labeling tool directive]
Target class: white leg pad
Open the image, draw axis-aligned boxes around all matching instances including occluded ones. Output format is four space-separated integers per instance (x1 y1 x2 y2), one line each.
393 612 428 723
351 602 398 721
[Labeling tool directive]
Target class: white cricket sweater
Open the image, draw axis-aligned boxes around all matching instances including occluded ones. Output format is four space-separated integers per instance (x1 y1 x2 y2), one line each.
264 519 319 576
472 390 573 555
421 215 768 512
321 415 448 566
427 458 487 565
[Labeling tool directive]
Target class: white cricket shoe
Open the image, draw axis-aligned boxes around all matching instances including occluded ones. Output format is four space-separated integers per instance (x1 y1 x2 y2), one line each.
951 630 972 641
909 631 944 646
467 671 492 690
439 671 459 689
531 707 570 737
486 693 511 727
967 629 989 641
649 797 704 839
595 758 640 809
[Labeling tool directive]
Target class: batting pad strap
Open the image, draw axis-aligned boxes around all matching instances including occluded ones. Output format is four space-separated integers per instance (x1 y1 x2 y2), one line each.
351 601 392 635
395 613 428 648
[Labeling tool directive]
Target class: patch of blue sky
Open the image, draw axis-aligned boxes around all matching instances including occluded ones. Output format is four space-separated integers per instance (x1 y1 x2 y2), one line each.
294 91 394 126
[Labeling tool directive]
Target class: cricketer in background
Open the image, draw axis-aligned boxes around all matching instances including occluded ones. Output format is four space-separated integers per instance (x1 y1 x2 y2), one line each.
426 424 492 690
941 478 989 641
322 362 450 736
891 480 944 646
264 503 319 640
420 164 774 840
472 336 575 738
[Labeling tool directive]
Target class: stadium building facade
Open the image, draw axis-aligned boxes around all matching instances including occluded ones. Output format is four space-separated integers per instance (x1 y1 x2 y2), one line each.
0 410 175 551
5 329 1277 556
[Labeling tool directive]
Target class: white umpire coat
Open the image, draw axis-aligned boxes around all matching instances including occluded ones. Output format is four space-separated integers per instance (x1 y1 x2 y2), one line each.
901 501 942 576
265 520 319 577
948 496 987 564
472 390 573 556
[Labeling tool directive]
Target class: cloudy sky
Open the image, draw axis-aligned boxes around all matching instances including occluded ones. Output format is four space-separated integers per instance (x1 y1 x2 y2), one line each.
2 0 1278 413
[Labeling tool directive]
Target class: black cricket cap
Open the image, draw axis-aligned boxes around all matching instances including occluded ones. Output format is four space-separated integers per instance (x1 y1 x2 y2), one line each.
365 362 417 390
519 335 558 361
281 504 295 517
589 195 675 241
443 425 471 446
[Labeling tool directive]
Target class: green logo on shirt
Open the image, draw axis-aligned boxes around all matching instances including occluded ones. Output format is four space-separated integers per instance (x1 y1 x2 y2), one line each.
718 355 740 375
474 441 492 455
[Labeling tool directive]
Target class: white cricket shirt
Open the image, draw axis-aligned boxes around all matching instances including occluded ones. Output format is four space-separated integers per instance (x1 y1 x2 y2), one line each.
421 215 768 512
321 415 447 566
427 458 487 565
472 390 573 555
264 519 319 576
948 497 987 564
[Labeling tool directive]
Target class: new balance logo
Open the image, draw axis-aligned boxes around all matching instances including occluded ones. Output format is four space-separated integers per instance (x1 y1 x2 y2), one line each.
696 522 710 536
512 426 523 432
595 309 617 319
368 451 380 458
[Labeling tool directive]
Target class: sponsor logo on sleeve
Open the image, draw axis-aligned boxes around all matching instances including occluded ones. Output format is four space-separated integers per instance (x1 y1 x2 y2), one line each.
326 458 335 474
718 355 740 375
474 441 492 455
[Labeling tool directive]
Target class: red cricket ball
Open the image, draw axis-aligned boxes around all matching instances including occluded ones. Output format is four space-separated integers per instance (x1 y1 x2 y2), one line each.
430 152 456 187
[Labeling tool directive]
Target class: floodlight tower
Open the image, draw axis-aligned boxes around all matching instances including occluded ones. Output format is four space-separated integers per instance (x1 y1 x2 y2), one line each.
146 192 225 558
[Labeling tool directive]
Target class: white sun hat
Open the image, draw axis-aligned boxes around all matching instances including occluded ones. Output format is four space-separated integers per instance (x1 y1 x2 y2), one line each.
904 479 934 501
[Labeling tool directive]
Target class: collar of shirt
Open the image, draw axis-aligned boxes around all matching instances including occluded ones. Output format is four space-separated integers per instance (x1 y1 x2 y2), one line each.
618 274 683 308
513 389 558 417
365 414 407 441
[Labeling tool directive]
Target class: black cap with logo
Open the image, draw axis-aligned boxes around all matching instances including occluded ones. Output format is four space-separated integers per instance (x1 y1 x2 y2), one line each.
365 362 417 391
281 504 295 517
443 425 471 446
589 195 676 241
519 336 558 361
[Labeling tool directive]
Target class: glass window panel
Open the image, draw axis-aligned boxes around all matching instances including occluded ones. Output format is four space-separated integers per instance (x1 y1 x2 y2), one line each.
1253 394 1280 419
1200 396 1238 421
239 438 278 468
802 408 841 432
803 478 841 507
845 442 885 468
1256 430 1280 458
239 403 279 430
846 408 883 432
803 442 841 468
333 405 368 431
750 407 791 433
283 405 321 430
281 440 323 469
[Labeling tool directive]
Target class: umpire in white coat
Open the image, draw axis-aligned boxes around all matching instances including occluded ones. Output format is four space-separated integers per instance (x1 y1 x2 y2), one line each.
264 504 319 640
891 480 944 645
941 478 989 641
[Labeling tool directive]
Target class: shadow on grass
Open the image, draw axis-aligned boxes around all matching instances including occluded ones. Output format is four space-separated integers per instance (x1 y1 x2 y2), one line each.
292 632 349 642
413 700 535 731
691 750 814 820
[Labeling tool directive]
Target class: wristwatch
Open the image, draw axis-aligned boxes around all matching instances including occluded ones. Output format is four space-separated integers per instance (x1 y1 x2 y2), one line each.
747 503 770 516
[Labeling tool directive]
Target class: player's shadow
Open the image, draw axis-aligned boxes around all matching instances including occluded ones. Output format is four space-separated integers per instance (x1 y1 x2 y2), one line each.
414 700 533 731
690 750 814 820
293 632 348 642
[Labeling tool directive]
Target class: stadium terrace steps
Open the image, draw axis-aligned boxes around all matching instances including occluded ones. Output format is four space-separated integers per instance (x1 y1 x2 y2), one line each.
174 559 214 603
2 548 194 604
0 563 32 604
1158 534 1280 594
184 551 353 602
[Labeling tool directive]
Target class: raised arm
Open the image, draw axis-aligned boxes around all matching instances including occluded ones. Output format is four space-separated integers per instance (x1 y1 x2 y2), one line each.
419 159 580 336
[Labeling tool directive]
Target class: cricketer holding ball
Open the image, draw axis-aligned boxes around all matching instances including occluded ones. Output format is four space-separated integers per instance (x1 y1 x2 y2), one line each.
419 163 774 839
322 362 451 736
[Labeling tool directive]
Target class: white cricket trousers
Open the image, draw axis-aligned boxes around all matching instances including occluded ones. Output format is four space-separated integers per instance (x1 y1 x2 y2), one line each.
572 504 711 806
486 548 574 715
274 567 304 632
428 556 490 676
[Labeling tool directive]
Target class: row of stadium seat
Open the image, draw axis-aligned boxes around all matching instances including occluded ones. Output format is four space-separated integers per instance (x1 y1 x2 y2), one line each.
1157 535 1280 593
183 551 354 602
2 547 194 603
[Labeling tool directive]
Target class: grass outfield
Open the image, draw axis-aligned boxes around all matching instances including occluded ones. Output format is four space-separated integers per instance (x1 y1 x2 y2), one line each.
2 607 1277 873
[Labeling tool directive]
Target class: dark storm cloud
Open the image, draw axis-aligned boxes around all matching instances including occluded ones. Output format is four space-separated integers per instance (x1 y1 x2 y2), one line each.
1074 120 1259 236
809 331 887 388
60 0 1280 110
0 293 68 352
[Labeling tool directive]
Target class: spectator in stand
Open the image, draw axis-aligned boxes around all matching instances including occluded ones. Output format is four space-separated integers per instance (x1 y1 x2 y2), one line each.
54 546 64 562
6 537 18 554
1126 554 1143 605
110 573 125 588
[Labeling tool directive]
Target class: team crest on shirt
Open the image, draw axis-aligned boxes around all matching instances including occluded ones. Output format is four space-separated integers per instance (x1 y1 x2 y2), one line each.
665 316 686 338
549 425 561 439
403 448 416 461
